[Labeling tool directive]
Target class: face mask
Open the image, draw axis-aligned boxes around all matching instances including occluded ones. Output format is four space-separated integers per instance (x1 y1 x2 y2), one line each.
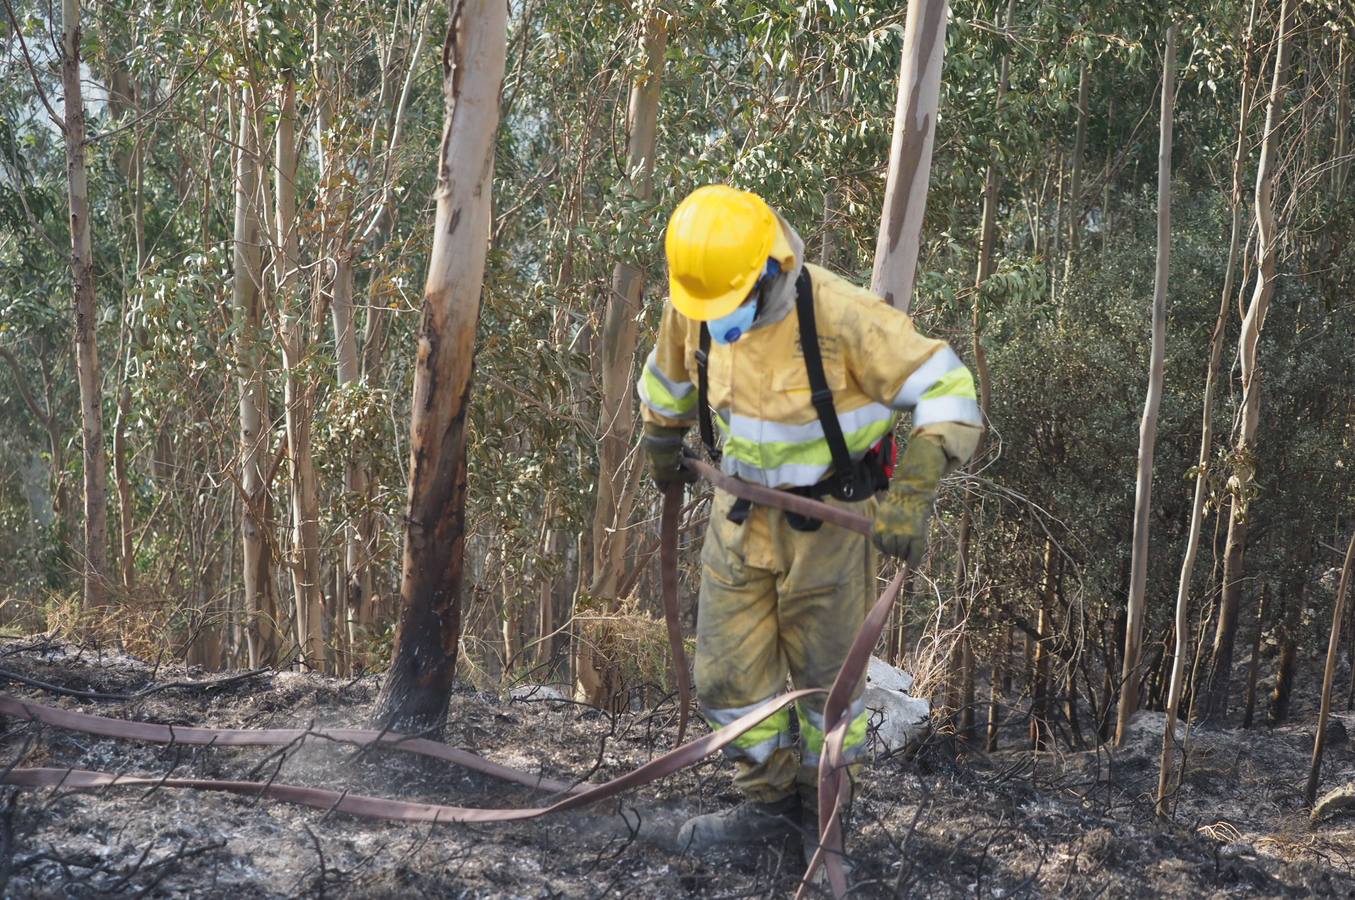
710 298 757 344
709 259 782 345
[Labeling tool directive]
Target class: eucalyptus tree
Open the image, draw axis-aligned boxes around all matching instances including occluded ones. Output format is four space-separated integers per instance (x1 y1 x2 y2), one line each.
1202 0 1294 720
373 0 507 733
577 6 669 706
1117 20 1176 748
59 0 110 611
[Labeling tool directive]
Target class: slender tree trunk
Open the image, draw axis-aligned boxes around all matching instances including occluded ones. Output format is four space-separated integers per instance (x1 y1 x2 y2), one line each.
949 0 1011 743
312 18 372 654
276 79 322 671
1335 37 1350 197
986 627 1007 751
232 85 276 669
1066 62 1089 256
1268 539 1311 726
107 69 139 595
576 10 668 705
1158 2 1257 810
1030 538 1055 750
1120 23 1176 748
1242 584 1268 728
1203 0 1293 720
372 0 507 734
871 0 948 311
61 0 108 612
537 495 558 669
1307 531 1355 805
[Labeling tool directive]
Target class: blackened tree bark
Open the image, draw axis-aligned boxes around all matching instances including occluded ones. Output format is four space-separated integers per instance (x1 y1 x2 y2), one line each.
372 0 507 734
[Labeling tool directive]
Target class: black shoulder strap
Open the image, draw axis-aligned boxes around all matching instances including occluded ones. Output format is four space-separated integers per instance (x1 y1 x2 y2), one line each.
695 323 719 461
795 267 858 498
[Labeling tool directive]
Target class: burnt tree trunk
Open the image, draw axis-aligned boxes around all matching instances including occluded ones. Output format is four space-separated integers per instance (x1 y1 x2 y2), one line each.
372 0 507 734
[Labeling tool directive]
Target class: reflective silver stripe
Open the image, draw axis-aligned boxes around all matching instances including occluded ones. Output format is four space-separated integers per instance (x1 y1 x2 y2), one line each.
724 403 895 446
913 394 983 428
722 455 832 489
644 350 694 399
702 692 787 724
704 694 794 764
892 347 964 410
724 731 792 764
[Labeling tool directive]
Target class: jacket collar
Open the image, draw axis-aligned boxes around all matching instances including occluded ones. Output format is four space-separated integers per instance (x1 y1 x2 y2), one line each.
746 209 805 333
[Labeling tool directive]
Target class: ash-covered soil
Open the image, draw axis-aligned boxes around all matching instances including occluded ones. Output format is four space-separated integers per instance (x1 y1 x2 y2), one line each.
0 637 1352 898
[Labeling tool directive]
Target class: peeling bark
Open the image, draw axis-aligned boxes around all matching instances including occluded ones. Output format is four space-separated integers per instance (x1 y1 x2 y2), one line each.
372 0 507 734
871 0 948 312
1203 0 1293 721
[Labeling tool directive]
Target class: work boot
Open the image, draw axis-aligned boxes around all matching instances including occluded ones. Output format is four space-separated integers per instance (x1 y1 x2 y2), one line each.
676 795 800 851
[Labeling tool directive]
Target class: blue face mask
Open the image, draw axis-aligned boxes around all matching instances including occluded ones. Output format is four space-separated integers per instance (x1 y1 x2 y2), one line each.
709 259 781 345
709 299 757 344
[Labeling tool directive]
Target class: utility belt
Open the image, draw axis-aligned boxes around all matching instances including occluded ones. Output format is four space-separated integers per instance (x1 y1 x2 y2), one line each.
695 266 897 533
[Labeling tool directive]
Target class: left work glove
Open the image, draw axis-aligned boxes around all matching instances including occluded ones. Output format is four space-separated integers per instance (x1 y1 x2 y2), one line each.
871 434 951 566
643 422 697 488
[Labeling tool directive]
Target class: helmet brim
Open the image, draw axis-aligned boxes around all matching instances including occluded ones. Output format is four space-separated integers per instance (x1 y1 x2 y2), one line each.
668 268 759 322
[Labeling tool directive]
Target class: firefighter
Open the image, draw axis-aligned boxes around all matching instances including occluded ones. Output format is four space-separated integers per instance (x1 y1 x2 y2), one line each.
638 184 982 860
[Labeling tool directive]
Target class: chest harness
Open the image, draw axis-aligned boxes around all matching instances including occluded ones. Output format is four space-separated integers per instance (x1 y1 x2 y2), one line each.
694 268 896 530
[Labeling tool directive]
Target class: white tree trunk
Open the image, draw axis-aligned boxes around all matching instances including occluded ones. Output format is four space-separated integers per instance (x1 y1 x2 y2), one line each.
1157 0 1256 814
61 0 109 611
233 84 276 668
276 79 325 671
871 0 948 311
373 0 507 733
1117 23 1177 746
577 11 668 704
1203 0 1293 719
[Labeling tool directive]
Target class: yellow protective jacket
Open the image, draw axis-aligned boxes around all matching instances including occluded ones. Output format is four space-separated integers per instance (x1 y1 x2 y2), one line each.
638 262 982 487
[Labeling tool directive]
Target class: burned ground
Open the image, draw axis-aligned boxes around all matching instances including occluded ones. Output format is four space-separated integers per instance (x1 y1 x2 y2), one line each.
0 639 1352 898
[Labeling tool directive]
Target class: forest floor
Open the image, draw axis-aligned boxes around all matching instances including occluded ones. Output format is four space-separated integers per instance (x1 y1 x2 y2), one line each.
0 638 1354 898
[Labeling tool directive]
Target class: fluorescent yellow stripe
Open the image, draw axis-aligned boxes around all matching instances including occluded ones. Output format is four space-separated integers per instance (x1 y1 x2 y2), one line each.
920 367 977 401
707 708 791 750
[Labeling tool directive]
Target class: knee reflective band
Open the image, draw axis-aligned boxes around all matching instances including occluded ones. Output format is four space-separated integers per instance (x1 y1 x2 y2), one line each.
798 699 868 769
704 695 795 764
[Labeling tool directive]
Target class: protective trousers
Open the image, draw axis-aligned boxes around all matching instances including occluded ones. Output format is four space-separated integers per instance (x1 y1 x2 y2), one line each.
695 489 876 805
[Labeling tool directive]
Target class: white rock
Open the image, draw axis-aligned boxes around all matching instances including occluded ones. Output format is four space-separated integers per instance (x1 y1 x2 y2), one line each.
865 656 914 694
862 656 929 752
507 683 568 703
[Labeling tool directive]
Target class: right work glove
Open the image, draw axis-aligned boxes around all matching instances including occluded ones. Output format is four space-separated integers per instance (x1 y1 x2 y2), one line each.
642 422 697 488
871 433 950 566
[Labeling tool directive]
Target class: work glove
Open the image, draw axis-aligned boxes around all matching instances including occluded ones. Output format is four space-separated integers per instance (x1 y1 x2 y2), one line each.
871 433 951 566
643 422 697 488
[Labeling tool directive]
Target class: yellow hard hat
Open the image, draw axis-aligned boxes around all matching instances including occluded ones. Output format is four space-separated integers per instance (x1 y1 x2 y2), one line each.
665 185 776 321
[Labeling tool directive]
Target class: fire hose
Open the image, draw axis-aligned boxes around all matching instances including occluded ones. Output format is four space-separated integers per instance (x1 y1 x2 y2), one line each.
1 460 901 898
